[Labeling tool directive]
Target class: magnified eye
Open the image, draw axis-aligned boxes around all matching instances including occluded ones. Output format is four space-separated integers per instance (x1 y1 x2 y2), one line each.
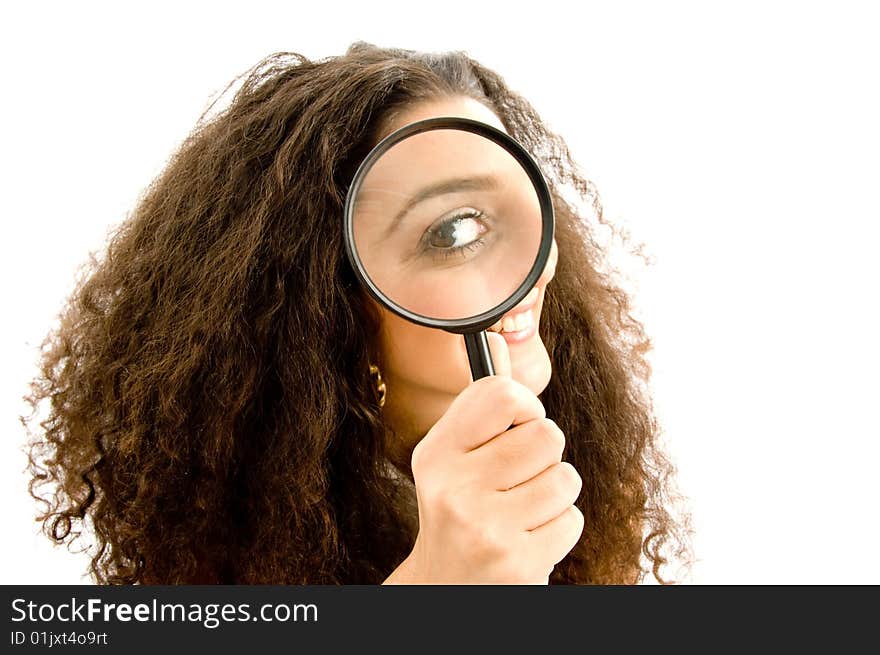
421 208 490 262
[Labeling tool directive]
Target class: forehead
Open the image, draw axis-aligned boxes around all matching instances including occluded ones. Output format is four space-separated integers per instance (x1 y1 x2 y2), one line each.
360 96 513 196
356 116 522 205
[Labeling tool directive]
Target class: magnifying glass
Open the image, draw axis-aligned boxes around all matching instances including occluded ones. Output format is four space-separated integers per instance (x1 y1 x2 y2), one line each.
344 116 555 381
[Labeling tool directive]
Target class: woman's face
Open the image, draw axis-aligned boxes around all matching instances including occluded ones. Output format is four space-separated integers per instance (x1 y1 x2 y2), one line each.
361 95 559 458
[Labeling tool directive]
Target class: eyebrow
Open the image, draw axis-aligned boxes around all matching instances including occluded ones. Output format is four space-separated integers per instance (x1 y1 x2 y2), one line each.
381 174 500 239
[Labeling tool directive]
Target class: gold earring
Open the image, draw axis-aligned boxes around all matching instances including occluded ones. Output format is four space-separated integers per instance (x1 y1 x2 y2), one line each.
368 362 387 408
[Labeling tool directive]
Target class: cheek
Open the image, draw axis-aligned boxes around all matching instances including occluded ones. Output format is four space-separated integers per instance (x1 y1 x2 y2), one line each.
377 307 473 393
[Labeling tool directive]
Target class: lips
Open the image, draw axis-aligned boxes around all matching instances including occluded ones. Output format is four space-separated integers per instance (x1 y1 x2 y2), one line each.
487 286 540 334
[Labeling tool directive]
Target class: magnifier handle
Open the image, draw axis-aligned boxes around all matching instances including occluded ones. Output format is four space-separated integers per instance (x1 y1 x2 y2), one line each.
464 331 496 380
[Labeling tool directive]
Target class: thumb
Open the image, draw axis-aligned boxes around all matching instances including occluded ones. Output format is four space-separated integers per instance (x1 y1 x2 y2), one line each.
485 331 512 378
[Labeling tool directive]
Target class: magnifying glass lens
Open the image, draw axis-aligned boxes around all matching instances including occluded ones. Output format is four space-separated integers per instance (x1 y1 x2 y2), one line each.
350 128 543 321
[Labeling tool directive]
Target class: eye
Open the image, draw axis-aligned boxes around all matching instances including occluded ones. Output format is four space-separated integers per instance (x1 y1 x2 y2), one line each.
421 208 490 262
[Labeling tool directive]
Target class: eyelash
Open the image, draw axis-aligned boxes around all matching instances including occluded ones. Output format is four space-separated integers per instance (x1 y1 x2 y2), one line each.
435 236 486 262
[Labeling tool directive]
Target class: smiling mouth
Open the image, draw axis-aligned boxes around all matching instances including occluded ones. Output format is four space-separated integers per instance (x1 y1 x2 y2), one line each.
486 286 540 334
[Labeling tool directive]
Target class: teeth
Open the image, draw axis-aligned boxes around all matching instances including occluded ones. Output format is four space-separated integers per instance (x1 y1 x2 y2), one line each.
490 309 534 334
487 288 540 334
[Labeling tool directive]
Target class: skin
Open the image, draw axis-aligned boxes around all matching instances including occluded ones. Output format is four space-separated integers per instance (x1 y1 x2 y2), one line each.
364 96 560 472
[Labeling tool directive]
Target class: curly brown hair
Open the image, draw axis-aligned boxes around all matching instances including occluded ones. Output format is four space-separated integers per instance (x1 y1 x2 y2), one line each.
22 41 691 584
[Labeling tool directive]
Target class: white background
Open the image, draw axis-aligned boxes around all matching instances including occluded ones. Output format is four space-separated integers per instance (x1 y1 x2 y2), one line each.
2 0 877 584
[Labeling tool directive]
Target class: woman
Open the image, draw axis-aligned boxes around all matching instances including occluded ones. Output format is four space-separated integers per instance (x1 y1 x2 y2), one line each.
24 42 690 584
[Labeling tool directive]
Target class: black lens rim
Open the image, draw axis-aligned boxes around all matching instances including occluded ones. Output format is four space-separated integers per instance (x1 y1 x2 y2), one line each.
343 116 555 334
